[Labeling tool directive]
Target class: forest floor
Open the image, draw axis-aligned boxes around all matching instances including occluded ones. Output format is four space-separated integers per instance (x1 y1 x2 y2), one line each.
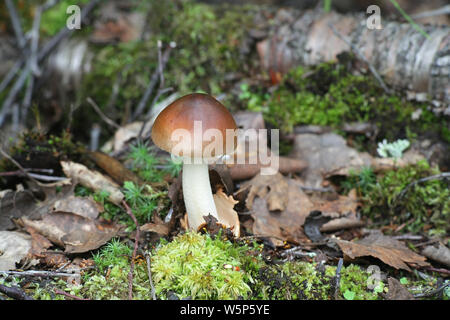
0 0 449 301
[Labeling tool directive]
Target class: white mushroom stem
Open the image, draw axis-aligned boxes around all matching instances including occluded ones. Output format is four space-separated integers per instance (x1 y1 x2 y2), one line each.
182 162 218 230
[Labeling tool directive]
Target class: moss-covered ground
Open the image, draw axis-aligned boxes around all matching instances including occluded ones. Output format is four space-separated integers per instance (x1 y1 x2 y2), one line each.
0 0 448 301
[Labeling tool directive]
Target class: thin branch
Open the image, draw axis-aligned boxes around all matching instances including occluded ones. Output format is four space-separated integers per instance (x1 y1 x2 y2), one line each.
86 97 120 129
4 0 26 48
413 282 450 298
144 251 157 300
131 42 176 120
54 289 89 300
396 172 450 200
0 270 78 278
411 5 450 19
334 258 344 300
0 0 100 128
0 284 33 300
0 147 41 186
327 23 390 94
122 200 140 300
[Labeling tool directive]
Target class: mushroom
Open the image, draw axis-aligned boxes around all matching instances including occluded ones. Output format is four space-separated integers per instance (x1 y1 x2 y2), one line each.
151 93 238 232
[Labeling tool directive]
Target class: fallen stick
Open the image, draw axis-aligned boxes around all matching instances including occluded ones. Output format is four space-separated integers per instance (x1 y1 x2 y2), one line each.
122 200 140 300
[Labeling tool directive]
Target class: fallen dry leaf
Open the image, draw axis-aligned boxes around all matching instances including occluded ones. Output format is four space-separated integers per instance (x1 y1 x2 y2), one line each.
0 184 76 231
0 189 40 231
0 231 32 270
61 161 124 206
214 188 240 237
386 277 415 300
335 231 430 271
316 189 364 232
243 172 289 212
21 211 121 254
52 195 102 220
226 111 306 180
241 173 314 246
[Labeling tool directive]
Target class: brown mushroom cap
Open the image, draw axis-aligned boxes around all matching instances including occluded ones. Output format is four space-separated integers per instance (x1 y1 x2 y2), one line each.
151 93 237 159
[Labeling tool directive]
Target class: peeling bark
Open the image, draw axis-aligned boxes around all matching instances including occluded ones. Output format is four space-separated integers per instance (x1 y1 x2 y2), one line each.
257 9 449 104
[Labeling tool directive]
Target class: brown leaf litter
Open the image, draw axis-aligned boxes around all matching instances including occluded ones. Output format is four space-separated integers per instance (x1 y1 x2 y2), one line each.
334 231 430 271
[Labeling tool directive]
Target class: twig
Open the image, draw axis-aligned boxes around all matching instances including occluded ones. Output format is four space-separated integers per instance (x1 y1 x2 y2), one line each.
0 147 41 186
0 270 79 278
131 42 176 120
54 289 89 300
396 172 450 200
411 5 450 19
413 282 450 298
334 258 344 300
327 23 390 94
423 266 450 276
299 185 334 192
0 284 33 300
122 200 140 300
87 97 120 129
144 251 157 300
4 0 26 48
0 0 100 128
89 123 101 151
137 86 173 140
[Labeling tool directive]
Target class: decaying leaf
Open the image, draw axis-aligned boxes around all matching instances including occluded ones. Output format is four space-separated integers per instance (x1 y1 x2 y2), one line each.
335 231 430 271
226 111 306 180
61 161 124 206
52 195 103 220
0 189 40 231
0 185 76 231
242 173 314 246
21 210 121 254
316 190 364 232
242 172 289 212
0 231 32 270
214 188 240 237
386 277 415 300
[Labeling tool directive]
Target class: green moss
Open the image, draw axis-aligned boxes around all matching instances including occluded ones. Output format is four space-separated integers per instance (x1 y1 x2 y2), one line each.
361 160 449 235
244 61 449 145
254 261 332 299
339 264 384 300
254 261 382 300
40 0 91 36
151 232 263 299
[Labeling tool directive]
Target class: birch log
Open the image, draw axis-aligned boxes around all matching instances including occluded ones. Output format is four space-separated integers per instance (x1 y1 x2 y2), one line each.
257 9 449 105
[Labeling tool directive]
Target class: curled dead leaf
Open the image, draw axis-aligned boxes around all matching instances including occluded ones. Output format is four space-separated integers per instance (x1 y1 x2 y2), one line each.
335 231 430 271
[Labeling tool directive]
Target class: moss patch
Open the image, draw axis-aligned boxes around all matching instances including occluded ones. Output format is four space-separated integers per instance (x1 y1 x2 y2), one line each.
151 232 263 300
360 160 449 235
240 59 449 146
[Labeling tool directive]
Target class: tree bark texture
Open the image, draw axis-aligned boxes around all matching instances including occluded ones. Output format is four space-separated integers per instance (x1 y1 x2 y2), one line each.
256 9 449 104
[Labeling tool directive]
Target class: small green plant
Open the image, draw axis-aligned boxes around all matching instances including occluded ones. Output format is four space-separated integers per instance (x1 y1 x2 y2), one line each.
128 142 163 182
151 232 263 299
341 166 376 195
123 181 167 227
92 238 133 274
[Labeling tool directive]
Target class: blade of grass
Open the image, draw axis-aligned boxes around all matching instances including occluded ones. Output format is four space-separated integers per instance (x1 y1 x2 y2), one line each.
389 0 430 39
